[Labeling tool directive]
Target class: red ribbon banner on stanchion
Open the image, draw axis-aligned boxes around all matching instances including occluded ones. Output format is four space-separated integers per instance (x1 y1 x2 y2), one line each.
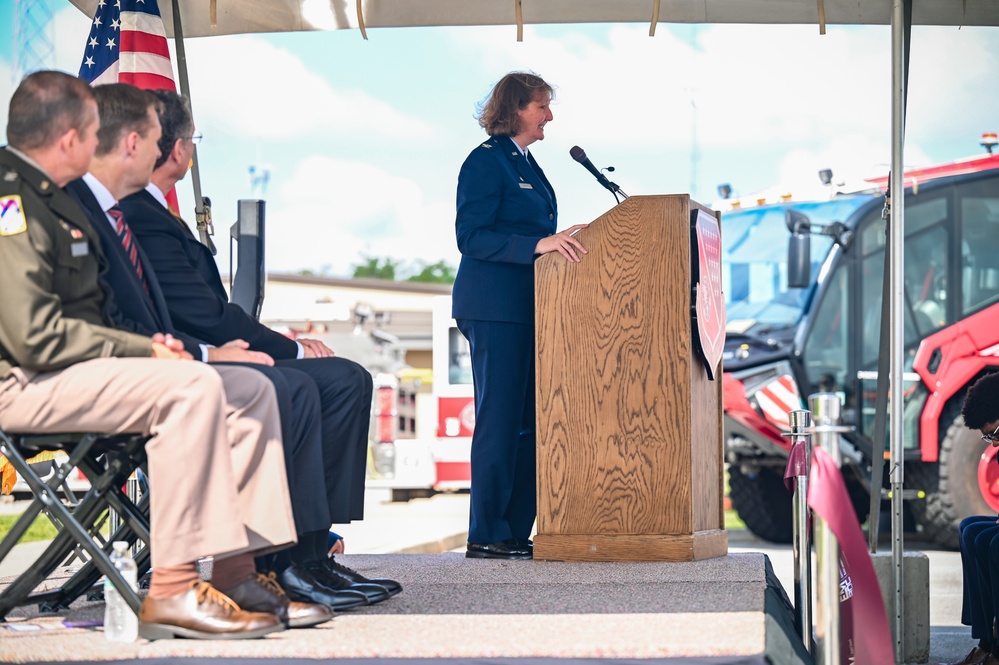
807 446 895 665
783 439 809 496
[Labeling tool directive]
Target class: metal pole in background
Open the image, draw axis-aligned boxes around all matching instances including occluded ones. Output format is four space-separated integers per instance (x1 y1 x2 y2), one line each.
789 409 813 654
890 1 908 661
171 0 216 255
811 393 842 665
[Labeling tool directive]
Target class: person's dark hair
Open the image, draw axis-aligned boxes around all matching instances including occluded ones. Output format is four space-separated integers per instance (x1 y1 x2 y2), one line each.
6 70 95 151
962 372 999 430
92 83 161 156
149 89 194 170
477 72 554 137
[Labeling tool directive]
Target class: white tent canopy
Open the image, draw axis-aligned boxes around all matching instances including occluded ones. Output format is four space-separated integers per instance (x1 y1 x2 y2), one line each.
69 0 999 37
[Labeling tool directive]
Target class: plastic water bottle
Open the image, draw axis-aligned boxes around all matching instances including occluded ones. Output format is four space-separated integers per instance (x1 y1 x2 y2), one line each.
103 541 138 642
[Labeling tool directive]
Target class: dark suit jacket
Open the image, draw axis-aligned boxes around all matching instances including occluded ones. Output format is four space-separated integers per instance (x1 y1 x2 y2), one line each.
65 179 206 357
118 188 299 359
451 135 557 324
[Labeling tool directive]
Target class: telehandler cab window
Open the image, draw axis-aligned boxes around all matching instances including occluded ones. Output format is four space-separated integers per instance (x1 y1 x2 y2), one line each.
957 177 999 315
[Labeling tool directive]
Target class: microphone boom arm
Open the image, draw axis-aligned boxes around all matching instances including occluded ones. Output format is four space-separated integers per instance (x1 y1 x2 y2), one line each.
569 145 628 202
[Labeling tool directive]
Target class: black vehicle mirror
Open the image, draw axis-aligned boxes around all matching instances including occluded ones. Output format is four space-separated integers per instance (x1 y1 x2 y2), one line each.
788 232 811 288
785 209 812 289
785 208 811 234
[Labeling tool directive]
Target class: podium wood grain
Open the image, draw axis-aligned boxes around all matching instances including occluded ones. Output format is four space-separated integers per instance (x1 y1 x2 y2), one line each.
534 195 726 562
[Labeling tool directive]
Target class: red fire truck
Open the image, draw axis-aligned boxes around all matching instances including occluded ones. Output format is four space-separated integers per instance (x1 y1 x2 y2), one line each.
367 296 475 500
722 137 999 547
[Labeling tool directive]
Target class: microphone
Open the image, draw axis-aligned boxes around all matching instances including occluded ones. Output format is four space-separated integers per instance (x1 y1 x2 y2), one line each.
569 146 626 199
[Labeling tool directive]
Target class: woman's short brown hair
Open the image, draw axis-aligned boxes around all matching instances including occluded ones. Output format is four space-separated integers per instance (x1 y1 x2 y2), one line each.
477 72 554 137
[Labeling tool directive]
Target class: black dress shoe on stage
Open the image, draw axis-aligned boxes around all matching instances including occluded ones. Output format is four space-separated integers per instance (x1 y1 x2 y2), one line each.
327 556 403 597
466 539 533 560
276 562 368 611
221 572 333 629
306 560 391 605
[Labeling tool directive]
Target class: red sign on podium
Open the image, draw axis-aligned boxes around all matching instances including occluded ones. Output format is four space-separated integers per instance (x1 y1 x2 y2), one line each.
692 209 726 380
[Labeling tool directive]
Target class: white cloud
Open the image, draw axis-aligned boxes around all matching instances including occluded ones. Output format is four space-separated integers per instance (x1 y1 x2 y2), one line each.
447 23 999 158
265 155 459 275
906 26 999 148
0 60 11 134
182 36 437 142
770 136 934 198
52 6 96 74
48 7 435 144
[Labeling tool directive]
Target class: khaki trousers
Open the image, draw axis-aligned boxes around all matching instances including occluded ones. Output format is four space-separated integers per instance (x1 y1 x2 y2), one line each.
0 359 296 568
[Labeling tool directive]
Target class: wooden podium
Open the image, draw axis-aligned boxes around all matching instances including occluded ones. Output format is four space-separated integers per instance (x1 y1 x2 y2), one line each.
533 195 727 562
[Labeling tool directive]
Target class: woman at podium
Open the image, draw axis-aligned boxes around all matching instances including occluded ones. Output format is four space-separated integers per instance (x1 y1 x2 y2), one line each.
451 71 588 560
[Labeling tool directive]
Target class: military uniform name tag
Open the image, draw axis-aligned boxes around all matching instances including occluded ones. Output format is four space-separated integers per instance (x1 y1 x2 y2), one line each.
519 183 534 189
71 242 89 257
0 195 27 236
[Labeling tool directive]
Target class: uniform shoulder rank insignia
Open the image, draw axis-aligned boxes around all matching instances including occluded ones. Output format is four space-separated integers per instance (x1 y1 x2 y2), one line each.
481 142 493 149
0 195 27 237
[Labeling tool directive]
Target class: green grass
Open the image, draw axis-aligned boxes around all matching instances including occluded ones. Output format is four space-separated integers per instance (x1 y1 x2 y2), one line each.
722 466 746 530
0 512 60 544
724 508 746 530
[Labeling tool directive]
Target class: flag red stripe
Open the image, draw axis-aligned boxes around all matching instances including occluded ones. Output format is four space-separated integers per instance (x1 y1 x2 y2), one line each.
120 30 171 59
118 71 176 91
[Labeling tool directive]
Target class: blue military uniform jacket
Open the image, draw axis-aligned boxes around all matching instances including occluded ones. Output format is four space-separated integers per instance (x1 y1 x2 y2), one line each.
451 135 557 325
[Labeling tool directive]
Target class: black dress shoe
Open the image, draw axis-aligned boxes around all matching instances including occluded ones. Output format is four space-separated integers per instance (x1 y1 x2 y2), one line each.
276 562 368 610
305 560 390 605
327 556 403 597
466 539 532 559
221 572 333 629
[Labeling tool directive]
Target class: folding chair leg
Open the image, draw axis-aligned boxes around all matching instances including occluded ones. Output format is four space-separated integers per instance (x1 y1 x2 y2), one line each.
0 434 144 619
36 492 150 613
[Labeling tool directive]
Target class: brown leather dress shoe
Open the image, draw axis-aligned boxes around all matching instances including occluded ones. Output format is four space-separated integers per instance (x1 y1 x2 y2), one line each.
222 572 333 629
942 646 989 665
138 581 285 640
983 655 999 665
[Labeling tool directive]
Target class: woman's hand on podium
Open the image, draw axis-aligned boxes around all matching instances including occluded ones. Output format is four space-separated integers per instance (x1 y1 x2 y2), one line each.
535 224 589 263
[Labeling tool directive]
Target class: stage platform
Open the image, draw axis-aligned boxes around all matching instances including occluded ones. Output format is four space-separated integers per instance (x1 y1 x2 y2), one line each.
0 552 811 665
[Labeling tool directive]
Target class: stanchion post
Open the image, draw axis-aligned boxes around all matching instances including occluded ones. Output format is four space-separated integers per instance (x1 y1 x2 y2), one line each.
811 393 843 665
786 409 813 653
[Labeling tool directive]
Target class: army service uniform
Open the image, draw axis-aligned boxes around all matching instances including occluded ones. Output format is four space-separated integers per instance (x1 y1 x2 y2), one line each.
0 146 296 567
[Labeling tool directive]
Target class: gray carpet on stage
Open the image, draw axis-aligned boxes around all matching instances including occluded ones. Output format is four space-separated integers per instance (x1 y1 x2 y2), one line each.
3 552 813 665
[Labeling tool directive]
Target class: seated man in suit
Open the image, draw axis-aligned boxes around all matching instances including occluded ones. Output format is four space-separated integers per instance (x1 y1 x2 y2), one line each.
0 70 296 640
947 372 999 665
64 83 374 617
118 89 401 600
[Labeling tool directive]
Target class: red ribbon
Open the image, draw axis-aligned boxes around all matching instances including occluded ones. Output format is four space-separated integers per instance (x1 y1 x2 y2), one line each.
808 445 895 665
783 439 809 496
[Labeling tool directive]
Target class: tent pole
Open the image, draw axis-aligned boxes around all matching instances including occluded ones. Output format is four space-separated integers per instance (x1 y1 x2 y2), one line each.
171 0 216 254
890 1 908 662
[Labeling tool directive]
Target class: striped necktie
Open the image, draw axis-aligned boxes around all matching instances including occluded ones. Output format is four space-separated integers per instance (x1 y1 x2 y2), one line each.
108 206 149 293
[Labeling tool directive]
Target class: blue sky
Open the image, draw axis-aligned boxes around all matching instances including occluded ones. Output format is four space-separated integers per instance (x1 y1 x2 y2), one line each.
2 2 998 277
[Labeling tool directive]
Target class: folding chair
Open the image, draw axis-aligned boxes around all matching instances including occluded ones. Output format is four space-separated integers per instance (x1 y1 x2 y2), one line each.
0 428 151 620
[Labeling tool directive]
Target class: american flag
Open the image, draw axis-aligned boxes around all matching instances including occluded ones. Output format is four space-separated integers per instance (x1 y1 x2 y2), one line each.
78 0 176 91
